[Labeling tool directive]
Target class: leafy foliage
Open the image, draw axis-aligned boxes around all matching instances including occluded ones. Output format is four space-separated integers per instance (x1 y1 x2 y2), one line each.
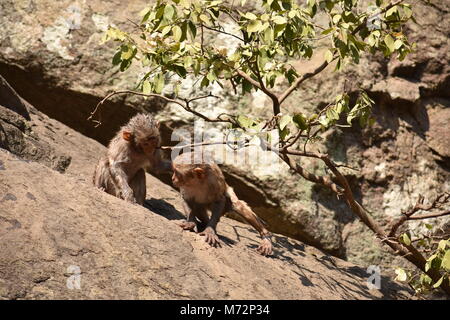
101 0 414 144
396 225 450 296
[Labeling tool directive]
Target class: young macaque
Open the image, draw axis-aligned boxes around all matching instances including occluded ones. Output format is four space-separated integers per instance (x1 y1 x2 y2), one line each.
93 113 171 205
172 152 273 256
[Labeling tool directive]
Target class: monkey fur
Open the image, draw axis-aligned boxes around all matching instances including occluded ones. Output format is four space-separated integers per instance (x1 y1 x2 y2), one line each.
172 151 273 256
93 113 171 205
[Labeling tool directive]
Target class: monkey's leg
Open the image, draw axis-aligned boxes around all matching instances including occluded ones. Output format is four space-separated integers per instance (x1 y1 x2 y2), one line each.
200 198 225 247
229 193 273 256
179 200 197 231
193 206 210 232
93 158 108 189
129 169 146 205
110 163 136 203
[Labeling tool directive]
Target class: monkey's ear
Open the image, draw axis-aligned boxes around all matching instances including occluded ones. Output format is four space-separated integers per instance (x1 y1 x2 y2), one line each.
193 167 205 179
122 130 133 141
155 121 160 129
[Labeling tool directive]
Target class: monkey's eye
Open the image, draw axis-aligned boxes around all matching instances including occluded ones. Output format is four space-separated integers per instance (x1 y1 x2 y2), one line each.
147 136 157 142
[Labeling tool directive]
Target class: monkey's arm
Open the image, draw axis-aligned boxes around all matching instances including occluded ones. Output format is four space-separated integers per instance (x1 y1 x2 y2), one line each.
200 197 226 247
109 160 136 203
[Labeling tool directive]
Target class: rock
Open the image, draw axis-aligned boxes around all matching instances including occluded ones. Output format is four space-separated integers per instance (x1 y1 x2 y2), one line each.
371 78 421 102
0 76 412 299
0 0 449 267
421 102 450 159
0 75 71 173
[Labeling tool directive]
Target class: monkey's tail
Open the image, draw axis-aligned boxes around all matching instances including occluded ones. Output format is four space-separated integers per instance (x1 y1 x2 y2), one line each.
225 186 268 227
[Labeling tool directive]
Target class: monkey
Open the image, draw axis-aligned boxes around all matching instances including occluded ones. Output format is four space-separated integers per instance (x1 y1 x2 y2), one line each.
171 151 273 256
93 113 171 205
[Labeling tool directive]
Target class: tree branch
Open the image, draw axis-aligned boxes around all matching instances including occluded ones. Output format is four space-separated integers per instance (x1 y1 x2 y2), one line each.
88 90 233 127
388 193 450 237
202 24 245 42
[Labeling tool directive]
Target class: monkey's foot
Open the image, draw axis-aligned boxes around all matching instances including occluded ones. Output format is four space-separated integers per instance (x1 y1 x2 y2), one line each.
179 220 196 231
123 193 138 205
200 227 221 247
257 238 273 256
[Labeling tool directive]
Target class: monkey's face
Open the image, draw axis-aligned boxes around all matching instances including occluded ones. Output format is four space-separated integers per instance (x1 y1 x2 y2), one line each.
137 134 160 155
171 168 184 187
172 166 204 188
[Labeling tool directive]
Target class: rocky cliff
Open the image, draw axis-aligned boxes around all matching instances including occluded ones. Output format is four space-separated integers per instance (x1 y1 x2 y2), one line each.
0 77 411 299
0 0 448 268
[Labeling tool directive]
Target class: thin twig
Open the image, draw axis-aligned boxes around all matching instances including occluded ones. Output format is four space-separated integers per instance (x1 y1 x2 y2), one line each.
88 90 230 127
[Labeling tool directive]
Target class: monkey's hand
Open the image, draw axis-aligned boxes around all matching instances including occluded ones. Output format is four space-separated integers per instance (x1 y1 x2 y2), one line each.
200 227 221 247
179 220 196 231
257 237 273 256
125 195 137 204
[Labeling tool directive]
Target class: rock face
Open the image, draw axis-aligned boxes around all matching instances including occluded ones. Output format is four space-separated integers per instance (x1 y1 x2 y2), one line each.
0 75 71 172
0 0 448 265
0 149 411 299
0 80 411 299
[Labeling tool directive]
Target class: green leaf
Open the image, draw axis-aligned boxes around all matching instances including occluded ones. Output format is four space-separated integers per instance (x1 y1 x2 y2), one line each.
172 25 182 42
399 233 411 246
394 39 402 50
112 51 122 66
403 5 413 19
321 28 334 35
420 274 432 286
272 16 287 25
161 26 172 37
425 260 432 272
395 268 408 282
332 14 341 24
438 240 448 251
279 127 290 141
120 45 135 60
386 6 398 18
142 80 151 94
242 78 253 93
247 20 263 33
183 56 193 68
279 115 292 130
245 12 257 20
164 5 175 21
264 27 274 43
442 250 450 270
293 113 308 130
188 21 197 39
119 59 132 72
199 14 211 26
154 73 165 94
324 49 333 63
200 76 210 88
384 34 395 52
433 276 444 288
367 34 376 47
237 115 254 128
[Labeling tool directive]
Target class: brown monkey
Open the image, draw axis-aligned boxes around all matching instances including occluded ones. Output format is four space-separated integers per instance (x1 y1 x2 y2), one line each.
172 152 273 256
93 113 171 205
